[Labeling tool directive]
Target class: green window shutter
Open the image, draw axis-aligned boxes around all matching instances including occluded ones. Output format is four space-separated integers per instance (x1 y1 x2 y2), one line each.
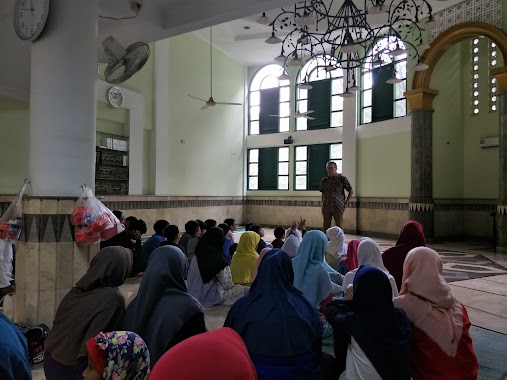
372 64 394 122
308 144 330 190
307 79 331 130
258 147 278 190
259 88 279 134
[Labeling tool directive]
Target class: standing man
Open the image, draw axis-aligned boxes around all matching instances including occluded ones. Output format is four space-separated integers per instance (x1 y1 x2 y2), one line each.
319 161 353 230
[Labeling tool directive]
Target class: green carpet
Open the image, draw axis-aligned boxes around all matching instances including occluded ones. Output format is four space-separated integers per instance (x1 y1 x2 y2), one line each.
470 326 507 380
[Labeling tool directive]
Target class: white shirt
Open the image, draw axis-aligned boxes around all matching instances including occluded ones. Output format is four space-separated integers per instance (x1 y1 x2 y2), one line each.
339 338 382 380
342 269 399 298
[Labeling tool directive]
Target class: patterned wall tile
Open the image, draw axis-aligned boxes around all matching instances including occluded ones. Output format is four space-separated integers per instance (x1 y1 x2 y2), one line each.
430 0 503 42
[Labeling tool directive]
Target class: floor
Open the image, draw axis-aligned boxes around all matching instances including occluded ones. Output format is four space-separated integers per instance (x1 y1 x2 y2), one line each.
30 228 507 379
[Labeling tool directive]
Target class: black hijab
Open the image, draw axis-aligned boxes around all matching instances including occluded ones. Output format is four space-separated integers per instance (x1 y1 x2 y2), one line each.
195 227 229 283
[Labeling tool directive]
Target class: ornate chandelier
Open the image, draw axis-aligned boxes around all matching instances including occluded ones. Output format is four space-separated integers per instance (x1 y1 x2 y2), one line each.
257 0 440 96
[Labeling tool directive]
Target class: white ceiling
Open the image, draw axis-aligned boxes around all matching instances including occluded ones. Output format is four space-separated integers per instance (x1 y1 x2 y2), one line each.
194 0 466 67
0 0 466 98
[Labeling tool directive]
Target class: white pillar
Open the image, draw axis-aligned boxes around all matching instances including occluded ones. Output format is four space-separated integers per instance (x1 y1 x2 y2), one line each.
29 0 98 196
154 39 170 195
342 96 357 191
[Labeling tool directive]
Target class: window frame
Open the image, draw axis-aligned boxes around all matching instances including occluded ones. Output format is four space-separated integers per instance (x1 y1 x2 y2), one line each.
249 64 290 135
360 36 408 125
293 143 343 191
247 147 290 191
296 55 344 131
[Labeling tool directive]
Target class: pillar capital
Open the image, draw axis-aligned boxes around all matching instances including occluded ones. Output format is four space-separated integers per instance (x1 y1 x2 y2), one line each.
404 88 439 111
492 66 507 94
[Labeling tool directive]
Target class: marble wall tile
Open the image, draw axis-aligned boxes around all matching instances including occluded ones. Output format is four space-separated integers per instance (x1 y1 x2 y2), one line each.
435 211 464 238
38 289 56 326
24 289 39 325
464 211 494 238
41 199 58 214
73 243 90 284
57 242 74 290
23 199 41 214
14 289 25 323
25 242 40 291
57 199 76 215
15 242 27 289
357 209 408 236
39 243 57 291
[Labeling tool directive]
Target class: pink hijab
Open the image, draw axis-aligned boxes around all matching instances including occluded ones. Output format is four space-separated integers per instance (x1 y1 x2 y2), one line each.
252 248 272 281
341 239 360 271
393 247 463 357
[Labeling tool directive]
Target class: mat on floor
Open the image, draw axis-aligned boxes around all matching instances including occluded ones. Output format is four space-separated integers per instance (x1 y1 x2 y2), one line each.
470 326 507 380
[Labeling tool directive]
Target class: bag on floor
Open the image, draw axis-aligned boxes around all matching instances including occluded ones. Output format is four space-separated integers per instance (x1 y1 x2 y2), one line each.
0 180 29 243
15 323 50 364
71 185 124 245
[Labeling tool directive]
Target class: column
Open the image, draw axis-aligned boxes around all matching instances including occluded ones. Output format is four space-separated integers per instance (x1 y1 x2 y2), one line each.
153 39 170 195
405 88 439 239
342 95 357 233
13 0 99 326
29 0 98 196
492 66 507 252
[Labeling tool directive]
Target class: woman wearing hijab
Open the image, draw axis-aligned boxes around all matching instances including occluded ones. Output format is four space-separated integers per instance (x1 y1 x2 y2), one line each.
44 246 132 380
382 220 425 291
342 238 398 298
325 266 411 380
150 328 257 380
394 247 478 380
252 247 271 281
187 227 247 307
337 239 360 276
0 313 31 380
231 231 260 285
83 331 150 380
225 249 323 380
122 246 206 367
281 233 300 259
325 227 347 270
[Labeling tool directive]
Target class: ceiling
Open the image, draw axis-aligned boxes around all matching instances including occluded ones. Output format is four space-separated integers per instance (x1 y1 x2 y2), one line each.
0 0 465 99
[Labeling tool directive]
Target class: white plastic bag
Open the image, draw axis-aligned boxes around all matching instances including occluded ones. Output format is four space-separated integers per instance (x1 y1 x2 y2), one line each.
0 180 29 243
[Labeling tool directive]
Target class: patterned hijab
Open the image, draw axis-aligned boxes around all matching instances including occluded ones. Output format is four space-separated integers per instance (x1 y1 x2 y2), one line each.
86 331 150 379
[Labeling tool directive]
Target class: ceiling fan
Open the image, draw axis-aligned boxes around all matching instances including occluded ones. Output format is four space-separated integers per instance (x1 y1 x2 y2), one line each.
188 27 242 110
270 110 316 120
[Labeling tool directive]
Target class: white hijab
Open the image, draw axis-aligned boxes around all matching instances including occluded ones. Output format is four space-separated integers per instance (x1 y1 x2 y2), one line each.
343 238 399 297
281 234 300 258
326 227 347 258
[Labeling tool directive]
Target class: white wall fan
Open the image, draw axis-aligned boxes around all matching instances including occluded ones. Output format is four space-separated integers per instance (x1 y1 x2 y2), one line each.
188 27 242 110
101 36 150 84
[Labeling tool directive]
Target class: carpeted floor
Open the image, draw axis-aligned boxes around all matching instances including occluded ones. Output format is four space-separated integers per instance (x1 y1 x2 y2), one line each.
470 326 507 380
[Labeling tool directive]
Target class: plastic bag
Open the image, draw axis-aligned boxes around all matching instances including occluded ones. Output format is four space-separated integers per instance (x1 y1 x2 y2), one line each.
0 180 29 243
70 185 124 245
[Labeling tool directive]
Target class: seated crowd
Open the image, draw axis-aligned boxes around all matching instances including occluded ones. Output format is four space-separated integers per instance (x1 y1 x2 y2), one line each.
1 216 479 380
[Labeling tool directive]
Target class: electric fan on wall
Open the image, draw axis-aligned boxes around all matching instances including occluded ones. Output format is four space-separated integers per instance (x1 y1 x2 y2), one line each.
102 36 150 84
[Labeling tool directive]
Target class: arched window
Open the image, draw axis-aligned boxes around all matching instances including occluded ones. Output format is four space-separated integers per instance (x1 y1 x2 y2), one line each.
361 36 407 124
296 56 344 131
249 64 290 135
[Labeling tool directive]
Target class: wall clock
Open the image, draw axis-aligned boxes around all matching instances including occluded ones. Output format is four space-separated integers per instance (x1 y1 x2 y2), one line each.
107 87 124 108
13 0 50 42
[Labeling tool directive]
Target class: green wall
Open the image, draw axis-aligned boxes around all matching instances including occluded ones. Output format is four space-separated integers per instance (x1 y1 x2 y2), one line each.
432 38 499 200
0 98 29 194
166 34 245 196
356 132 411 197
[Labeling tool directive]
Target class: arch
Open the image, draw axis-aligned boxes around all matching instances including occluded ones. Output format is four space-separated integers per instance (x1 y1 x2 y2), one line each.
412 22 507 91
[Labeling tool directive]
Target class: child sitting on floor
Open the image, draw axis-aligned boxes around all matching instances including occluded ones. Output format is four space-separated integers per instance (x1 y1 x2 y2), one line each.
271 227 285 249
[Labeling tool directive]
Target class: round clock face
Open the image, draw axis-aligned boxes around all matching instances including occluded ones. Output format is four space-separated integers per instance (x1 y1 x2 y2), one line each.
13 0 50 41
107 87 124 108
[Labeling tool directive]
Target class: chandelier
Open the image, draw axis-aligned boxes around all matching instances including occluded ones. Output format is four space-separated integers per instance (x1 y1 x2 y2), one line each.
257 0 439 96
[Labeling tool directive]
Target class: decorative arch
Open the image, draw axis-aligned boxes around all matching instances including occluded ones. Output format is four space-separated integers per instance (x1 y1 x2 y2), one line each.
412 21 507 91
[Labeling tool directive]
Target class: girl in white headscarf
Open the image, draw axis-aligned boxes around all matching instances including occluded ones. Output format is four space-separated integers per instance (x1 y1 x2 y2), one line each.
325 227 347 270
342 238 399 298
281 234 300 258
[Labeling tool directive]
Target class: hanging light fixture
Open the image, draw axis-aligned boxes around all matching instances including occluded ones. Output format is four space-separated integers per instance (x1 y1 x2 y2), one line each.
258 0 434 89
386 75 403 84
413 61 429 71
298 82 313 89
278 71 290 80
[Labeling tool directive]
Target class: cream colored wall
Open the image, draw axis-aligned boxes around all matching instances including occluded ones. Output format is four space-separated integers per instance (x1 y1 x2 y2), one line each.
356 132 411 197
165 33 245 196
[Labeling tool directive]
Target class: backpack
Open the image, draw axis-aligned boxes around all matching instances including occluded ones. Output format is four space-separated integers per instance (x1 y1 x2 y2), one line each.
15 323 50 364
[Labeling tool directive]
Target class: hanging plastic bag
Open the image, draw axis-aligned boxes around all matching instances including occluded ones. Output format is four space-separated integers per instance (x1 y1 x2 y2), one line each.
0 179 29 243
70 185 124 245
